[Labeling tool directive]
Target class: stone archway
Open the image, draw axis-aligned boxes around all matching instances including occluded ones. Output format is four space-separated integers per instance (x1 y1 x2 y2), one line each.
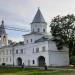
38 56 45 67
17 57 22 66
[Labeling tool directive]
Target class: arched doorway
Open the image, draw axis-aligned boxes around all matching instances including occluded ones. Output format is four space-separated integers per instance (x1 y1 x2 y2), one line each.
17 57 22 66
38 56 45 67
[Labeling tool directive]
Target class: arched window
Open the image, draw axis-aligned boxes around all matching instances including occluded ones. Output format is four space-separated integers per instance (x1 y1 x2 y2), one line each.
3 36 6 42
33 60 35 64
3 36 6 38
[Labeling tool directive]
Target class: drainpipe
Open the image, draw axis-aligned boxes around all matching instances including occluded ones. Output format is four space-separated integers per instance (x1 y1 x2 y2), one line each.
12 44 15 67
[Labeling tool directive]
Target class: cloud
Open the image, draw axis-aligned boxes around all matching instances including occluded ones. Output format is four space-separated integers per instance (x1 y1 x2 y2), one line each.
8 36 23 42
0 0 75 42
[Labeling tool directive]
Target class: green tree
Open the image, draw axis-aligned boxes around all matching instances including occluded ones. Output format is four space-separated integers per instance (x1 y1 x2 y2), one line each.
50 14 75 57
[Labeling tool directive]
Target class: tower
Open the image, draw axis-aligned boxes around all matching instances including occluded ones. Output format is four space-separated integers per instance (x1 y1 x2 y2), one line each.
0 20 8 47
31 8 47 34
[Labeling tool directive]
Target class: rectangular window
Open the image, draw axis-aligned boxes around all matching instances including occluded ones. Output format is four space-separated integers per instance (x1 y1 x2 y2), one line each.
10 50 11 54
6 50 8 55
21 49 23 54
6 58 8 62
3 50 5 55
28 60 30 66
42 46 46 52
31 39 32 42
3 58 5 62
16 50 18 54
27 40 28 43
38 28 40 32
33 60 35 64
10 58 11 62
36 48 39 53
43 29 45 32
0 51 1 54
33 48 34 53
0 58 1 62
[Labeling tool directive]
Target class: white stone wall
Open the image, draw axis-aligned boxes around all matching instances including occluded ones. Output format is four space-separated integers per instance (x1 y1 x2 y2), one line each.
13 41 49 66
13 45 25 66
0 39 69 67
48 40 69 66
0 46 13 65
48 51 69 66
23 34 44 44
31 23 47 33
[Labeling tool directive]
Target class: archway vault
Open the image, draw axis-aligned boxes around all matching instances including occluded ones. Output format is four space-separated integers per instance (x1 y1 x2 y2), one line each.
17 57 22 66
38 56 45 67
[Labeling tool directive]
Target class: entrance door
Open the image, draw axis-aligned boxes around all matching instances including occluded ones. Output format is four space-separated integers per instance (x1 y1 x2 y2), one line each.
17 57 22 66
38 56 45 66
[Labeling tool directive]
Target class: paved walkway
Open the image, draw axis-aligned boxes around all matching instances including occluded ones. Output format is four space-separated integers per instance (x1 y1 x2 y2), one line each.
23 66 75 70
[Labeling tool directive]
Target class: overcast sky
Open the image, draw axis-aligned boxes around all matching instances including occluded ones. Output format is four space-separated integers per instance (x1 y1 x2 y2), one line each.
0 0 75 42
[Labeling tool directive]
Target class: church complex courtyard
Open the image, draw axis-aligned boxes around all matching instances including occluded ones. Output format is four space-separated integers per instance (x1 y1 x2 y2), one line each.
0 67 75 75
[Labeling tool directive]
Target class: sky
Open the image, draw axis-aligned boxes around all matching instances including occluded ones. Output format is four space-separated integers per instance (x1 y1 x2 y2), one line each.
0 0 75 42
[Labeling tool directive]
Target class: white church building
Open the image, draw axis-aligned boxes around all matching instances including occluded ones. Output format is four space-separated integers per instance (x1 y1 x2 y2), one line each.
0 8 69 67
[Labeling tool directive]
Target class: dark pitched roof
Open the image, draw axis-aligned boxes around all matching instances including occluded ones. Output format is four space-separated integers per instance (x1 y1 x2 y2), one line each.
32 8 46 23
23 32 44 36
35 36 50 43
0 20 6 37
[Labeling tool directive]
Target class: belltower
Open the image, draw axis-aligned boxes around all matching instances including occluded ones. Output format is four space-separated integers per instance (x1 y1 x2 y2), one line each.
0 20 8 47
31 8 47 34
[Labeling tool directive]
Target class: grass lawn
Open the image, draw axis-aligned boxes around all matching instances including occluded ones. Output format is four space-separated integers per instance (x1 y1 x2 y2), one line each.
0 67 75 75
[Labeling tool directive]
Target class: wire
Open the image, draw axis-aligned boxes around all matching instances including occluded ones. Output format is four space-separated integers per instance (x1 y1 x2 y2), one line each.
3 25 31 32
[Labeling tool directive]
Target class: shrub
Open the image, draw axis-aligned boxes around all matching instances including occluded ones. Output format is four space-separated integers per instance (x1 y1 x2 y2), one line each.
70 56 75 68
